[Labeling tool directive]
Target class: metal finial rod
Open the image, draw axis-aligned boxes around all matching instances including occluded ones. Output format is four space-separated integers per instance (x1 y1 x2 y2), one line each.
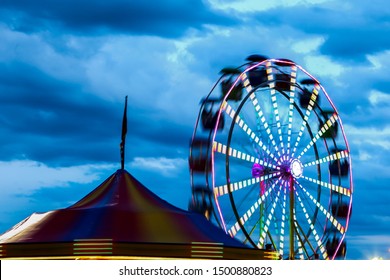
120 96 128 170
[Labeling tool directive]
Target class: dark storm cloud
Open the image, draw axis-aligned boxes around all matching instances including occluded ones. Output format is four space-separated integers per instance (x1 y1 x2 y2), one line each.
320 27 390 62
0 0 235 37
249 2 390 62
0 62 116 163
0 62 191 166
121 112 193 163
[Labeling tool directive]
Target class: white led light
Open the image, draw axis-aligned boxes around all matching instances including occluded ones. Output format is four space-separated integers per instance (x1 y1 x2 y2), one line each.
290 159 304 178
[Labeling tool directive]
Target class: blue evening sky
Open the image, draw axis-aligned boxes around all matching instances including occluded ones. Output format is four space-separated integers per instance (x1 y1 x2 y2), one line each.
0 0 389 259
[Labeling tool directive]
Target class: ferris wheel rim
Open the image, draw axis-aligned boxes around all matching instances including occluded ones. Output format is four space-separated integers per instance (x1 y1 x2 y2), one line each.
207 58 353 260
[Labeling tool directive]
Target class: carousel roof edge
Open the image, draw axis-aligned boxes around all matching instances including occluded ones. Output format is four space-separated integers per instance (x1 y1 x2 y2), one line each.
0 241 280 260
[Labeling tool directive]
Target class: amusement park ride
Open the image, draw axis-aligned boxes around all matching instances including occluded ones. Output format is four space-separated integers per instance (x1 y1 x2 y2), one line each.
188 55 353 260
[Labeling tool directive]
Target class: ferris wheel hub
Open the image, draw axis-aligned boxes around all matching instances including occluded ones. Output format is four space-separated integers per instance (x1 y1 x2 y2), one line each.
290 158 303 178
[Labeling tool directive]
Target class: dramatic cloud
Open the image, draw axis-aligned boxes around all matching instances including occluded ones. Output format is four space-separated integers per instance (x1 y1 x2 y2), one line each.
213 0 390 62
0 0 235 37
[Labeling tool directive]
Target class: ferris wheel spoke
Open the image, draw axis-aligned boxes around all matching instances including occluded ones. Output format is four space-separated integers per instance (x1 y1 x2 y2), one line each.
294 185 328 259
292 212 307 259
277 182 288 257
222 102 278 162
291 84 321 157
286 66 298 155
300 175 351 197
267 61 299 156
254 107 264 156
228 178 282 238
258 183 284 248
267 63 285 155
269 87 285 155
303 149 349 167
248 91 281 157
214 172 280 197
213 141 278 169
240 73 281 158
297 113 339 159
295 180 345 235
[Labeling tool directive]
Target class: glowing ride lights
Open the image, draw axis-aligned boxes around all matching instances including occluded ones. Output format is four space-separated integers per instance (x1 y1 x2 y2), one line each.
189 56 353 260
290 158 303 179
271 157 304 181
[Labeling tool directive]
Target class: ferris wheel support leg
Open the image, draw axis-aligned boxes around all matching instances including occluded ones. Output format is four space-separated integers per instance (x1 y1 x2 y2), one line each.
289 175 295 260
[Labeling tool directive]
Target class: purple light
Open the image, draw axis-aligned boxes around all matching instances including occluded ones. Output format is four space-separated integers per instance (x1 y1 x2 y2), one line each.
252 163 264 177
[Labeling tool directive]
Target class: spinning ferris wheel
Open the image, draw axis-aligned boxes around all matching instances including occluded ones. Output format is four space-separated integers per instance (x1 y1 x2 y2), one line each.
188 55 353 260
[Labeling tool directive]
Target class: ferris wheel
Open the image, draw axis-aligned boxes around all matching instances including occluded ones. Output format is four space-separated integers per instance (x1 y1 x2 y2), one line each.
188 55 353 260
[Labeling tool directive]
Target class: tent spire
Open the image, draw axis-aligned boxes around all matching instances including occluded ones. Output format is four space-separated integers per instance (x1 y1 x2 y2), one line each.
120 96 128 170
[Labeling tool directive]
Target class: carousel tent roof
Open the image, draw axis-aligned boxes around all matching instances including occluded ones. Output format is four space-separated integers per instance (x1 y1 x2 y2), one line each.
0 169 278 259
